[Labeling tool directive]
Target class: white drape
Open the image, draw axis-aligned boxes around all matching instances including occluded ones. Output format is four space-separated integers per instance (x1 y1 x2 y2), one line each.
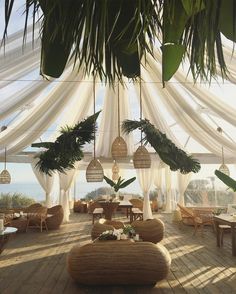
59 163 79 222
96 85 133 157
164 166 172 212
136 167 153 220
31 161 57 207
177 172 192 206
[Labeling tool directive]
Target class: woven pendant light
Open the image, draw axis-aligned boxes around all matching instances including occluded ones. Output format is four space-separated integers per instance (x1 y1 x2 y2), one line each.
112 161 119 181
111 83 127 159
0 148 11 184
86 78 104 182
217 127 230 176
133 77 151 169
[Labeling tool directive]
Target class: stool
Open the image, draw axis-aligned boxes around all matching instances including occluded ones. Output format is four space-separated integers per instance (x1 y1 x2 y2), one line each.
219 224 231 247
92 208 104 224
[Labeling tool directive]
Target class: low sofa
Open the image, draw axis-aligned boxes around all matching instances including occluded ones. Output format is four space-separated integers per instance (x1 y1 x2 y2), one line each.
67 240 171 286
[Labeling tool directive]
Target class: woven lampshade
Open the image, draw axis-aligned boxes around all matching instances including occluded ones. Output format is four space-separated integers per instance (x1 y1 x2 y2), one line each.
219 163 230 176
112 161 119 181
86 159 104 182
133 146 151 169
0 169 11 184
111 136 127 159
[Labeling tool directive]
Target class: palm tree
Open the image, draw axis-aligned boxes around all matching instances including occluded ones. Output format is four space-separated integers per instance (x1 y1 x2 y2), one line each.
3 0 236 83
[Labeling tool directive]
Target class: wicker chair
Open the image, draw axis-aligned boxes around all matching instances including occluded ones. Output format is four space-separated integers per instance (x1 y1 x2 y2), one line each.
177 204 213 235
26 206 48 232
67 241 171 286
129 198 143 210
87 201 102 214
46 205 64 230
132 218 165 243
24 203 42 213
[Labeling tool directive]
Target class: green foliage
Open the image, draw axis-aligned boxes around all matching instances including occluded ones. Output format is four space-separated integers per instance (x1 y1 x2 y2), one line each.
214 170 236 192
32 111 100 175
3 1 236 83
103 176 136 192
122 119 200 174
0 193 35 209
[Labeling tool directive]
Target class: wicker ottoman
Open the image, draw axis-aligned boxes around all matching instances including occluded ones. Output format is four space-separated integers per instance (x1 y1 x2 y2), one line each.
67 240 171 286
131 218 164 243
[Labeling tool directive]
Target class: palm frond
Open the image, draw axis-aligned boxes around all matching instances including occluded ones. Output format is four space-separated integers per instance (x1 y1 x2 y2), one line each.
215 170 236 192
122 119 200 174
32 111 101 175
104 176 136 192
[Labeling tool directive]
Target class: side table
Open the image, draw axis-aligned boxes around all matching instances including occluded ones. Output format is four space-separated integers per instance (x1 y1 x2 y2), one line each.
0 227 18 254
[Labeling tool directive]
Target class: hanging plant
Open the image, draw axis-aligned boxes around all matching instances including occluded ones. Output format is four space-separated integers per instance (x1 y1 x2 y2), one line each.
3 0 236 83
122 119 200 174
32 111 101 175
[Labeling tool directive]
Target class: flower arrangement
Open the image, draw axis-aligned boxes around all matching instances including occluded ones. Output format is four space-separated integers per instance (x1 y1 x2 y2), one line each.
98 225 136 241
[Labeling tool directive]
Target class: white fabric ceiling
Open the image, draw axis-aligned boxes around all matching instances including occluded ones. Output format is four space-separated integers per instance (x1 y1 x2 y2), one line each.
1 26 236 165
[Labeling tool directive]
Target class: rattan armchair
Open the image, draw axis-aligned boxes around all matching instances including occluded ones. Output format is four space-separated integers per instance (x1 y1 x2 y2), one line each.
26 206 48 232
46 205 64 230
177 204 213 235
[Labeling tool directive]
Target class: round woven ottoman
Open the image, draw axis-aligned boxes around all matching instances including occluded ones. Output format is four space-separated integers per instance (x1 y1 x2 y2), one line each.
131 218 164 243
67 240 171 286
91 219 124 240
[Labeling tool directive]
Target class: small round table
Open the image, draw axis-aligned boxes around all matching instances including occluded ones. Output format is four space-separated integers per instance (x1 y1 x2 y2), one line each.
0 227 18 254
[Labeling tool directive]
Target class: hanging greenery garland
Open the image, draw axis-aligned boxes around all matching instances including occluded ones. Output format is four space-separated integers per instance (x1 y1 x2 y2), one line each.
32 111 101 175
122 119 200 174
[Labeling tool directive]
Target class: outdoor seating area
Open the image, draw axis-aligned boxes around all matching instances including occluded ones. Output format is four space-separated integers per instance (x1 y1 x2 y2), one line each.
1 211 236 293
2 2 236 293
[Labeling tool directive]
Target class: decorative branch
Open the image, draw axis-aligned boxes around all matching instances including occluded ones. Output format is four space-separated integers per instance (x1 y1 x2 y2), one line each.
122 119 200 174
104 175 136 192
32 111 101 175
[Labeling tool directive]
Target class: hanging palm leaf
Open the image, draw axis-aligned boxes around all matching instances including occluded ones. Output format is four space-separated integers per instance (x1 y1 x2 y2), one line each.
122 119 200 174
32 111 101 175
2 1 236 83
215 169 236 191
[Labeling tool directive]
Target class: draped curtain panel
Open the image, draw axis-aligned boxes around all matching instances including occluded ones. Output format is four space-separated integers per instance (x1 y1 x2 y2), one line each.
136 167 153 220
31 160 58 207
59 163 79 222
164 166 172 213
177 172 192 206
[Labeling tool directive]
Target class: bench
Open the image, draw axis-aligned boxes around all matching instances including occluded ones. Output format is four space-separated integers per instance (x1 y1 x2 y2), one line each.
92 208 104 224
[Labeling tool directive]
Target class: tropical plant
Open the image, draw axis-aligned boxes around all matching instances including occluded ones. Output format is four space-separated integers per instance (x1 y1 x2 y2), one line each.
32 111 100 175
2 1 236 83
103 176 136 192
215 169 236 191
122 118 200 174
0 192 35 209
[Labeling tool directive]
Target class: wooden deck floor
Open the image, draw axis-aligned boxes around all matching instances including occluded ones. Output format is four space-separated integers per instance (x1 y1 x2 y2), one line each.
0 212 236 294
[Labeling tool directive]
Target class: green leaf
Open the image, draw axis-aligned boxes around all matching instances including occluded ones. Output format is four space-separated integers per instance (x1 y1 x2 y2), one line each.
162 44 185 81
104 176 116 187
181 0 205 16
214 170 236 192
219 0 236 42
118 177 136 189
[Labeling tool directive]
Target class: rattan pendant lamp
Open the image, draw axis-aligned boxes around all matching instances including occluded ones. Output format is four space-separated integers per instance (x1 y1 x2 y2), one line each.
133 77 151 169
217 127 230 176
86 78 104 182
111 82 128 159
112 160 120 181
0 147 11 184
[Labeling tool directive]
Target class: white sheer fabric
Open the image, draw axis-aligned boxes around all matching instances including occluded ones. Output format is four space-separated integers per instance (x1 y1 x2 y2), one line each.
59 163 79 222
31 160 57 207
164 166 172 212
136 167 153 220
177 172 192 206
96 85 133 157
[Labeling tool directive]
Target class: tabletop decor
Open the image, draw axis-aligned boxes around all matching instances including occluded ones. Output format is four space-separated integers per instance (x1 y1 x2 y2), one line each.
103 176 136 200
98 225 136 241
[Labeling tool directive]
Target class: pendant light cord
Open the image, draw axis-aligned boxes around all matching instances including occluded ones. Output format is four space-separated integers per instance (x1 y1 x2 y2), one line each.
4 147 6 170
118 82 120 137
139 76 143 145
93 77 96 160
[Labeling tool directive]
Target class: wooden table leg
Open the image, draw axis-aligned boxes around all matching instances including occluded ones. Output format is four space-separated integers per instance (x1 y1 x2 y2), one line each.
214 220 221 247
231 224 236 256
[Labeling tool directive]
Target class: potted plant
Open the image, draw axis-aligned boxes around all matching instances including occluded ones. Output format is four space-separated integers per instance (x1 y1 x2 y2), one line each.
103 176 136 200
